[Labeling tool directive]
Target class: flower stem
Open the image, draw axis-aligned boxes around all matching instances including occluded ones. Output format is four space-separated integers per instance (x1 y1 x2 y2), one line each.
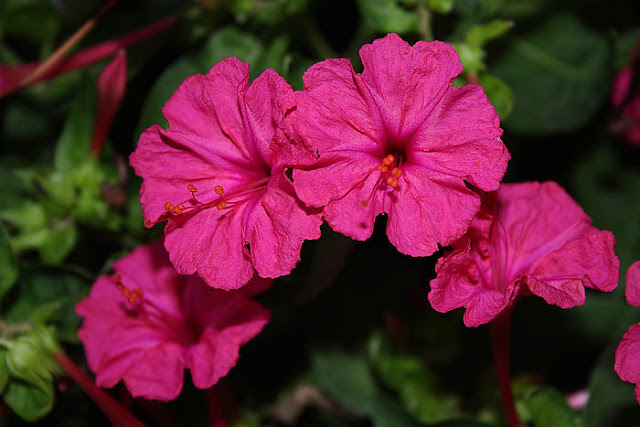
52 350 144 427
489 308 521 427
204 384 228 427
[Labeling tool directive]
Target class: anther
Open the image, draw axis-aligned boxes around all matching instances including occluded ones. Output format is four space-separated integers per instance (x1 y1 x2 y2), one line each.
215 185 224 195
144 219 153 228
377 165 389 172
216 201 227 210
391 168 402 178
164 202 175 213
386 177 398 187
187 184 198 193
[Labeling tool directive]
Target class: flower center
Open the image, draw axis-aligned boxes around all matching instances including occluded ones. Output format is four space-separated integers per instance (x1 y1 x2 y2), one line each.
111 274 199 346
376 152 404 188
144 177 270 228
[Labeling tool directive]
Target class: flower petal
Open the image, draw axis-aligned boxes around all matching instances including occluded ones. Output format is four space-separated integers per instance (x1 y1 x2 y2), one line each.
386 165 480 256
122 342 185 401
626 261 640 306
359 34 463 141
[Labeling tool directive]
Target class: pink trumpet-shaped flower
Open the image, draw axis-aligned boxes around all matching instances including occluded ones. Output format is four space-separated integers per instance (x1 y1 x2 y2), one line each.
428 181 619 327
130 58 322 290
276 33 509 256
76 241 271 401
615 261 640 404
611 52 640 145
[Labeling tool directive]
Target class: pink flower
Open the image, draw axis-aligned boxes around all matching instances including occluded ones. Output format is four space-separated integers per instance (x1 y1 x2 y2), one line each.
615 261 640 404
276 33 509 256
428 181 619 327
611 64 640 145
130 58 322 290
76 241 270 401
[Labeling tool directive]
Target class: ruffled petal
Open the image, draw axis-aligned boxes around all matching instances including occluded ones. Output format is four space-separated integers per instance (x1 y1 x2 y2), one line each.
428 250 516 327
359 34 463 141
520 275 586 308
243 171 322 278
616 323 640 387
626 261 640 306
386 164 480 256
122 342 185 401
164 206 254 290
409 84 508 191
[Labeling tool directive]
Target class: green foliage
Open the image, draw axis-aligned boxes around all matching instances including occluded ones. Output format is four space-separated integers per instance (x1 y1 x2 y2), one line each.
368 331 461 423
479 73 514 119
492 13 609 134
230 0 309 24
524 387 581 427
312 349 422 426
0 224 18 300
427 0 457 14
356 0 419 34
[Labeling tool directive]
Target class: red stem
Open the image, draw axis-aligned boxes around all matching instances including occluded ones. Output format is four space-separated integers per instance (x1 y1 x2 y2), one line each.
205 384 229 427
489 308 521 427
52 350 144 427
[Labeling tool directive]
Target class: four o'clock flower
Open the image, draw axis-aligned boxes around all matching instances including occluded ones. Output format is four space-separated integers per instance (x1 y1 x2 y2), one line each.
130 58 323 290
428 181 619 327
615 261 640 404
276 33 509 256
76 241 271 401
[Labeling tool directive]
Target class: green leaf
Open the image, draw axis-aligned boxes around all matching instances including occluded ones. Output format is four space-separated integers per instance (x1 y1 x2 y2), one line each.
54 74 96 172
312 349 420 426
525 387 580 427
233 0 309 24
479 73 514 120
491 13 609 134
466 20 514 47
0 223 18 300
199 26 263 66
368 332 461 423
3 378 54 421
5 270 89 343
38 222 77 266
427 0 456 14
356 0 419 34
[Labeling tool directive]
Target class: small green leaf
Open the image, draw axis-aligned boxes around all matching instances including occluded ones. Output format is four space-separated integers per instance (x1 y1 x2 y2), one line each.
3 378 54 421
455 43 486 74
491 13 609 134
54 74 96 172
0 223 18 299
525 387 580 427
38 223 77 266
5 270 89 343
5 336 51 386
199 26 263 66
427 0 456 14
356 0 419 34
466 20 514 47
479 73 514 120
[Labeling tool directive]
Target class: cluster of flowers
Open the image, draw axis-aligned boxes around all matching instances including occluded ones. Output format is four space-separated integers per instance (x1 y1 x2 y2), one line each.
77 33 638 405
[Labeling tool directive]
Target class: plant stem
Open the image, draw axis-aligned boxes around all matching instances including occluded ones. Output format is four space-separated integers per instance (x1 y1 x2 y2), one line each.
417 1 434 41
52 350 144 427
205 384 228 427
489 308 521 427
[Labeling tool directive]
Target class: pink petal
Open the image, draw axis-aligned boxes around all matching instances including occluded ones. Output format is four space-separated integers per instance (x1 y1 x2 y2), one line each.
243 172 322 278
122 342 185 401
428 251 517 327
317 164 387 241
520 275 586 308
359 34 463 141
530 231 619 293
187 302 269 389
616 323 640 393
627 261 640 306
494 182 595 282
409 84 508 191
243 69 295 165
386 164 480 256
164 207 255 290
